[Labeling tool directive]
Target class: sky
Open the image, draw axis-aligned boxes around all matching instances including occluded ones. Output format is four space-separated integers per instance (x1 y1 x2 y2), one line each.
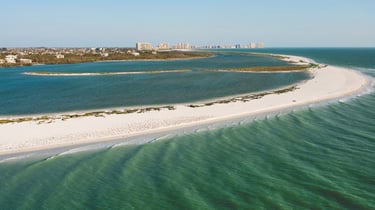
1 0 374 48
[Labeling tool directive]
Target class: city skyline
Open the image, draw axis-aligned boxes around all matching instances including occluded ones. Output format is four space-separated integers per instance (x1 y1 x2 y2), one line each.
1 0 374 48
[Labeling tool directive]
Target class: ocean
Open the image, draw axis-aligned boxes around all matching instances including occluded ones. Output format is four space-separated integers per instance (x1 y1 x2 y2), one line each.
0 48 374 209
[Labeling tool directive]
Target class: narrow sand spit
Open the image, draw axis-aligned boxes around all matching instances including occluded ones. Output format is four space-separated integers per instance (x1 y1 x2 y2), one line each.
0 55 370 155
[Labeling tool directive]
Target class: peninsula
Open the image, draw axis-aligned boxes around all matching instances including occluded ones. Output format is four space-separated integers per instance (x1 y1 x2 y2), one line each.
0 54 370 159
0 47 212 67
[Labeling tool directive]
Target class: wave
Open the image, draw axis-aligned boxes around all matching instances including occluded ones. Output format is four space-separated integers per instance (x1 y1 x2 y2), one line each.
23 69 190 76
53 144 111 157
0 153 35 163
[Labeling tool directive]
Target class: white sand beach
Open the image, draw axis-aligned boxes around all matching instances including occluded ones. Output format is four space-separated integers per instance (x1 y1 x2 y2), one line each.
0 55 370 156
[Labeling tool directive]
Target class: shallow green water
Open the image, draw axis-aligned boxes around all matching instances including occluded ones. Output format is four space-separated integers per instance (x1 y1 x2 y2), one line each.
0 49 374 209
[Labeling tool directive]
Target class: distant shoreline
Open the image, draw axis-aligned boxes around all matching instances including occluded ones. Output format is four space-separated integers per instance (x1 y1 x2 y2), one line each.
0 51 213 68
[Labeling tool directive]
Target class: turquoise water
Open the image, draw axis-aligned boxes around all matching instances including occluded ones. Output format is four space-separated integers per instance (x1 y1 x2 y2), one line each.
0 53 309 115
0 49 374 209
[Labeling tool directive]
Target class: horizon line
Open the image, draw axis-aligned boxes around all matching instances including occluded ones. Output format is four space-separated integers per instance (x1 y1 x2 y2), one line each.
1 46 375 49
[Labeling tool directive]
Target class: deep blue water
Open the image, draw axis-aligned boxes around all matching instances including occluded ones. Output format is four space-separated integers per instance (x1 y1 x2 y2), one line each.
0 48 374 209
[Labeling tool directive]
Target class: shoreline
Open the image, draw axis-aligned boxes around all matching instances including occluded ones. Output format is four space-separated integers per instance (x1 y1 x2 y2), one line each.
0 52 214 68
0 54 371 160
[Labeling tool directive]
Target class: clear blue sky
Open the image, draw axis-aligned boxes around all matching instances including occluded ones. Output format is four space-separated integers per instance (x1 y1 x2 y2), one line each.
1 0 374 47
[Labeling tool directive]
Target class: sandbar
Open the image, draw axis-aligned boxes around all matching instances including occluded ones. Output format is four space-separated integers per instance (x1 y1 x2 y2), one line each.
0 54 371 159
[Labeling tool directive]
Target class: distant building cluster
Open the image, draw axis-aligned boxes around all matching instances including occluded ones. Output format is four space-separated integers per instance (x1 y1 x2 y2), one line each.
136 42 193 51
0 41 266 65
201 42 264 49
0 47 135 65
135 41 265 51
0 54 33 65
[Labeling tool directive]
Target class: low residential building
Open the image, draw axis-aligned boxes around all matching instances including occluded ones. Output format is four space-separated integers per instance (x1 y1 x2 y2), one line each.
20 58 32 64
56 54 64 59
5 55 17 63
95 47 106 52
131 52 140 56
0 59 5 64
100 53 109 57
136 42 153 51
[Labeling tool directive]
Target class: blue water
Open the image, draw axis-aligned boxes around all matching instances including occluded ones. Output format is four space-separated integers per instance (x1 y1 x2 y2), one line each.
0 53 309 115
0 48 374 209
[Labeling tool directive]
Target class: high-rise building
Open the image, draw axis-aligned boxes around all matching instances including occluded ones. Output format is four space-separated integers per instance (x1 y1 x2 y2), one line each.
136 42 153 51
174 43 191 49
157 43 169 50
257 42 264 48
249 42 256 48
